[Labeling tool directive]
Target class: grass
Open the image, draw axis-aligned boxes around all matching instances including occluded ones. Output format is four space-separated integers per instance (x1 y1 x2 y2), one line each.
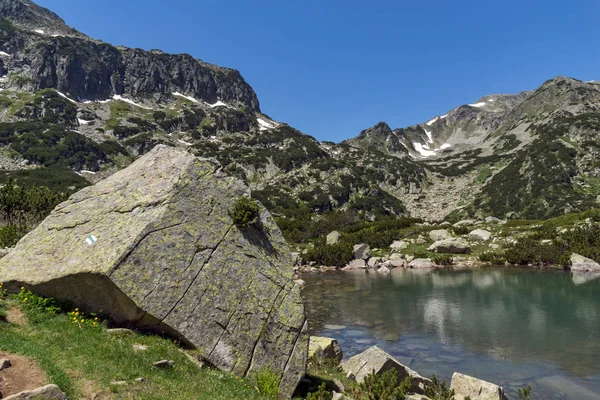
0 295 269 400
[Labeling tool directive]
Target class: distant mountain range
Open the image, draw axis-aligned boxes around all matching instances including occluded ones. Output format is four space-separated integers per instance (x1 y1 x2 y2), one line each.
0 0 599 241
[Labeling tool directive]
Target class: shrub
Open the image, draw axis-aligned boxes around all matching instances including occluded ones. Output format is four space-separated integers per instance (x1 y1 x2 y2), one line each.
453 226 469 235
354 369 412 400
253 366 280 399
424 375 455 400
479 251 506 264
432 254 453 265
306 383 332 400
303 240 354 267
0 225 22 247
230 196 260 228
518 385 532 400
16 287 67 320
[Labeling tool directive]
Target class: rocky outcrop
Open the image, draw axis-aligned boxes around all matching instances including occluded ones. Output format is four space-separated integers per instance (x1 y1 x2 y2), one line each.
469 229 492 241
0 145 307 398
341 346 431 394
428 238 471 254
429 229 452 242
450 372 508 400
570 253 600 272
308 336 343 363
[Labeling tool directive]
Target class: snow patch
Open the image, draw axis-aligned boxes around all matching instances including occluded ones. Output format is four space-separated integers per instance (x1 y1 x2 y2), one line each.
34 29 45 35
0 51 10 57
488 99 495 102
423 127 433 143
426 116 440 126
468 102 486 108
439 143 451 150
257 117 276 131
413 142 436 157
209 100 230 108
78 118 91 125
55 91 78 104
173 92 199 103
112 95 152 109
177 139 193 146
80 170 96 175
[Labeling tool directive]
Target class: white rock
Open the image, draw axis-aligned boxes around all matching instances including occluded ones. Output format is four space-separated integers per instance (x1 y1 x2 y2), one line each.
327 231 341 245
570 253 600 272
390 240 408 250
429 229 452 242
469 229 492 241
409 258 436 269
450 372 508 400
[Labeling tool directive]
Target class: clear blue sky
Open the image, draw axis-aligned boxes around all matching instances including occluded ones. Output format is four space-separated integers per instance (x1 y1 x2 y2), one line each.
36 0 600 143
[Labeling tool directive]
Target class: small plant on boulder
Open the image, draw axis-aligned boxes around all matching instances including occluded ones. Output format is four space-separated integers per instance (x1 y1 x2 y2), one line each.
230 196 261 228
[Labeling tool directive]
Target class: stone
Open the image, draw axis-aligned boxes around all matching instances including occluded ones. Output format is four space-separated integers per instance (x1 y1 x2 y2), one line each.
332 392 354 400
365 211 376 222
135 377 145 383
408 259 436 269
342 259 367 270
389 259 406 268
469 229 492 241
428 238 471 254
405 255 415 263
390 240 408 250
429 229 452 242
450 372 508 400
341 346 431 394
0 358 12 371
484 216 501 224
389 253 403 260
353 244 371 260
308 336 343 363
294 279 306 288
2 384 67 400
133 344 149 351
570 253 600 272
453 219 475 228
327 231 342 245
0 146 308 399
378 266 391 274
367 257 382 268
106 328 136 337
291 252 302 266
406 396 433 400
110 381 128 386
152 360 174 368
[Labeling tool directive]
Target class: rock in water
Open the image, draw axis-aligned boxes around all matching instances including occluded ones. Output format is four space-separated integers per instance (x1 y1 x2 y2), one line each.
0 145 308 398
570 253 600 272
450 372 508 400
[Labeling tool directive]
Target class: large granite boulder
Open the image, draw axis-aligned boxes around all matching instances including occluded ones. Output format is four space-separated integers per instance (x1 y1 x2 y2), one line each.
428 238 471 254
327 231 341 245
570 253 600 272
450 372 508 400
0 145 307 398
308 336 343 363
469 229 492 241
353 244 371 260
341 346 431 394
428 229 452 242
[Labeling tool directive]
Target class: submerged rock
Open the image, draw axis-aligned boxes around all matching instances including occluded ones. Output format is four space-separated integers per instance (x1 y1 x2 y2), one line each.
341 346 431 394
450 372 508 400
0 145 307 398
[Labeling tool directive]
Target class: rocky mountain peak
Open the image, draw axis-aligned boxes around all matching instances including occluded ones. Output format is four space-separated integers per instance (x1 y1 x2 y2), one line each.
0 0 83 38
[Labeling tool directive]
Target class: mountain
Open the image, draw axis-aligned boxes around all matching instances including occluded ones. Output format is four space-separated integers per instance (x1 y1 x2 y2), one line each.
0 0 599 243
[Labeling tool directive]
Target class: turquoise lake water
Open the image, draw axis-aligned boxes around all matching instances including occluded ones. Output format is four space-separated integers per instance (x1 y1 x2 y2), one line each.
301 268 600 399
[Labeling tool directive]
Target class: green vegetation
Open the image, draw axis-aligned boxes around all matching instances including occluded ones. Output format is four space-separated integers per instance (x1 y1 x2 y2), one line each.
306 383 332 400
0 166 89 192
0 179 68 247
0 291 270 400
253 366 281 399
354 370 412 400
304 240 354 267
230 196 261 228
518 385 532 400
424 375 455 400
432 254 453 265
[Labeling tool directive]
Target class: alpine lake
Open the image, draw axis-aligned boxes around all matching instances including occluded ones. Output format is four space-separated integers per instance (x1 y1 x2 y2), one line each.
301 267 600 399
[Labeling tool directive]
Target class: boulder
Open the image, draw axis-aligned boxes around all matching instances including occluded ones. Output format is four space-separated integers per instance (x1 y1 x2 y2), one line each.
428 229 452 242
0 146 307 398
450 372 508 400
484 216 501 224
570 253 600 272
389 259 406 268
378 266 391 274
341 346 431 394
367 257 382 268
453 219 475 228
3 384 67 400
353 244 371 260
408 259 436 269
308 336 343 363
327 231 342 245
342 259 367 271
389 253 403 260
390 240 408 251
428 238 471 254
469 229 492 241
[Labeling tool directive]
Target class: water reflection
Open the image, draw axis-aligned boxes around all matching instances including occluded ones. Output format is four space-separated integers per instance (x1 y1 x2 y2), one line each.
301 268 600 399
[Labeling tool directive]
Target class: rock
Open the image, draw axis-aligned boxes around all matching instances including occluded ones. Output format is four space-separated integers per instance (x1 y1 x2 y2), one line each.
453 219 475 228
133 343 149 351
291 252 302 266
327 231 342 245
110 381 128 386
342 259 367 271
152 360 175 368
365 211 376 222
406 396 433 400
415 236 427 244
450 372 508 400
0 358 12 371
135 377 145 383
378 266 391 274
294 279 306 288
389 259 406 268
353 244 371 260
367 257 382 268
484 216 501 224
308 336 343 363
333 379 345 393
408 259 436 269
389 253 403 260
428 238 471 254
390 240 408 250
469 229 492 241
0 247 11 259
332 392 354 400
0 146 308 399
489 244 502 250
570 253 600 272
405 255 415 263
341 346 431 394
106 328 136 337
2 384 67 400
429 229 452 242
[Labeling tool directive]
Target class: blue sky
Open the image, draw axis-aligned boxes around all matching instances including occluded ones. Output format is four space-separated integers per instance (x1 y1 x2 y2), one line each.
37 0 600 142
